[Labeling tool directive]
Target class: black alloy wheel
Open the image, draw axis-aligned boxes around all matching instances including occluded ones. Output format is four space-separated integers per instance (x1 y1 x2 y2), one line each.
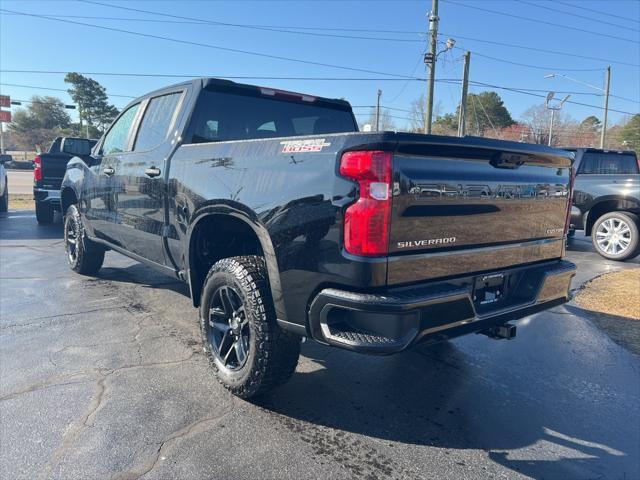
206 285 250 371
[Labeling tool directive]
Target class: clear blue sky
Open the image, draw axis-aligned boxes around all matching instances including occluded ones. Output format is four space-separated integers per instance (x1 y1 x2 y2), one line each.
1 0 638 129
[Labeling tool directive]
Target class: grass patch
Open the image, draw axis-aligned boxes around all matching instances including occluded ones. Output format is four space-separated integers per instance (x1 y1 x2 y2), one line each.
8 194 34 211
574 269 640 320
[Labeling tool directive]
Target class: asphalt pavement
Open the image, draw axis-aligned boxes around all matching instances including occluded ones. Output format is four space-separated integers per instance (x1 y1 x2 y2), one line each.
5 169 33 195
1 211 639 480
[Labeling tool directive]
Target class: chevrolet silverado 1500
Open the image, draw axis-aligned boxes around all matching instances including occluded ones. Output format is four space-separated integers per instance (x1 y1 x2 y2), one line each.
61 78 576 398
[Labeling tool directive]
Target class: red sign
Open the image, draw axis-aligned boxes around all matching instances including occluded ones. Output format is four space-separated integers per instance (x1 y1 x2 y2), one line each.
0 95 9 108
0 110 11 123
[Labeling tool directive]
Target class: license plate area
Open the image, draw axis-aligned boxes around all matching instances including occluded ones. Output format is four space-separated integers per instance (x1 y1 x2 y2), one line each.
473 273 508 311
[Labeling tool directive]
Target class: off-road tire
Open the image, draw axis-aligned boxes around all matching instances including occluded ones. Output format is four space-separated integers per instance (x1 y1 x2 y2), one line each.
35 201 54 224
591 211 640 261
0 180 7 212
64 204 105 274
200 256 301 398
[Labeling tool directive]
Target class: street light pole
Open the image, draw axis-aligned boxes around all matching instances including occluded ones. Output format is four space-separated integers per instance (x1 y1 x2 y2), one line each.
545 92 570 147
548 109 555 147
545 69 611 148
600 66 611 149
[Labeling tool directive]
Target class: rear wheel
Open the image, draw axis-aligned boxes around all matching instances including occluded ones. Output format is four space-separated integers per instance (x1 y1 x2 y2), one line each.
35 201 54 224
0 179 7 212
200 256 301 398
592 211 640 261
64 204 105 274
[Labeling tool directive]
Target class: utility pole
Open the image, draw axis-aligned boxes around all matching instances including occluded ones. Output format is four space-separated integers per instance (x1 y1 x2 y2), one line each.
457 51 471 137
376 89 382 131
600 66 611 149
548 109 556 147
424 0 439 134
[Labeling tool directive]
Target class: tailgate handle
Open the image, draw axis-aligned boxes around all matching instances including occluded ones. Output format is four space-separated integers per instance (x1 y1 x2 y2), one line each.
102 166 115 176
145 166 161 178
491 153 526 169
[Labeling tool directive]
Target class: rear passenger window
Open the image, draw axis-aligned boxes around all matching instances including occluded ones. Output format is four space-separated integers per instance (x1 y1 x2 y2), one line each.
135 93 182 151
102 103 140 155
580 152 639 174
188 90 357 143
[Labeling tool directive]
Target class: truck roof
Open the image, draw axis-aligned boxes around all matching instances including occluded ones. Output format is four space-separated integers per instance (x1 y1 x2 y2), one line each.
130 77 353 111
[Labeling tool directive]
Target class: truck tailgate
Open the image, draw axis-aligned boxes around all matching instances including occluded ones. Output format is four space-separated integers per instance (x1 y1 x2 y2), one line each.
38 154 70 190
388 141 572 285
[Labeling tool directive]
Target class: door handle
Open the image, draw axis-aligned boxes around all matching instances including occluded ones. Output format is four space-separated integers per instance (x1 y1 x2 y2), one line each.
145 166 161 178
102 167 115 176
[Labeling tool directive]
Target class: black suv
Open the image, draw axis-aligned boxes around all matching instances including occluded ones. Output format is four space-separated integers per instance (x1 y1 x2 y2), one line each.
566 148 640 261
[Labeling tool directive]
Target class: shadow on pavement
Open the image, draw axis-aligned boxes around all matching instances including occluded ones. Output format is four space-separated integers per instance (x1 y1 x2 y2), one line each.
566 304 640 356
95 263 191 298
0 210 63 241
254 340 633 479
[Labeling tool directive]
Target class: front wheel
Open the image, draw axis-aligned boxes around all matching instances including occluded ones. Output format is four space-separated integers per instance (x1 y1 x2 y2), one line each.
64 204 105 274
200 256 301 398
592 212 640 261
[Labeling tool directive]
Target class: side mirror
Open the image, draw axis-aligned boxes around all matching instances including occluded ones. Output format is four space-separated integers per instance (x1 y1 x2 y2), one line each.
61 138 92 156
0 154 12 164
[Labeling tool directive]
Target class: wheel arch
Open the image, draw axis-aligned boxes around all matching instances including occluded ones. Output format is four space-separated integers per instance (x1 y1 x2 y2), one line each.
185 205 287 322
60 186 79 215
585 196 640 235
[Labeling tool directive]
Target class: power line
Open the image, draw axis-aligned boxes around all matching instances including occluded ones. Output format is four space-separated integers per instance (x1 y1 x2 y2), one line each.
438 32 639 69
468 80 638 116
0 12 424 34
514 0 639 33
442 0 639 44
553 0 640 25
0 82 136 99
77 1 422 43
81 0 631 73
0 69 424 81
0 8 421 80
3 10 635 69
457 47 605 72
2 72 636 115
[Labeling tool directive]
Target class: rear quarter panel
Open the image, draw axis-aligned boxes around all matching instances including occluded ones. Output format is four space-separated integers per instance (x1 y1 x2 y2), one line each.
166 133 385 324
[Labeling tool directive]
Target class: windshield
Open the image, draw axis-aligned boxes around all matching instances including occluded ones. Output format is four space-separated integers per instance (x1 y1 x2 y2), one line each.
189 90 357 143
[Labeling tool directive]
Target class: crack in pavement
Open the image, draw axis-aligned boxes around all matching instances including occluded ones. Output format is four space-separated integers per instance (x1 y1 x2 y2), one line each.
111 405 236 480
0 371 95 402
1 305 131 330
38 353 202 480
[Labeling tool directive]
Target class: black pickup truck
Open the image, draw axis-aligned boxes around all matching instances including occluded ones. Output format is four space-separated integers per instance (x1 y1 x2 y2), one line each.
61 78 576 398
34 136 97 224
565 148 640 261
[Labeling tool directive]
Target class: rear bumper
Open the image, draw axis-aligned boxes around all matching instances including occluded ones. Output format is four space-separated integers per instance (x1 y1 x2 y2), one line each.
308 260 576 354
33 188 61 210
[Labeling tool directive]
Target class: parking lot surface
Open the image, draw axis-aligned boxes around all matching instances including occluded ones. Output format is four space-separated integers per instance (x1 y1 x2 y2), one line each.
1 210 639 479
5 170 33 196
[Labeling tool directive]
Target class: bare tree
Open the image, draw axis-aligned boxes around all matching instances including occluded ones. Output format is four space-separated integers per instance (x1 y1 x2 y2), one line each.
361 108 396 131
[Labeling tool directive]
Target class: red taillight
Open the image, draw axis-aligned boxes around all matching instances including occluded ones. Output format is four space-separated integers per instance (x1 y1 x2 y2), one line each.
564 166 575 235
339 150 392 256
33 156 42 182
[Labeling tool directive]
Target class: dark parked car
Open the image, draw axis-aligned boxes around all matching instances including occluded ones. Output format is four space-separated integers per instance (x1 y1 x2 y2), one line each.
61 78 576 398
34 137 97 224
565 148 640 261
